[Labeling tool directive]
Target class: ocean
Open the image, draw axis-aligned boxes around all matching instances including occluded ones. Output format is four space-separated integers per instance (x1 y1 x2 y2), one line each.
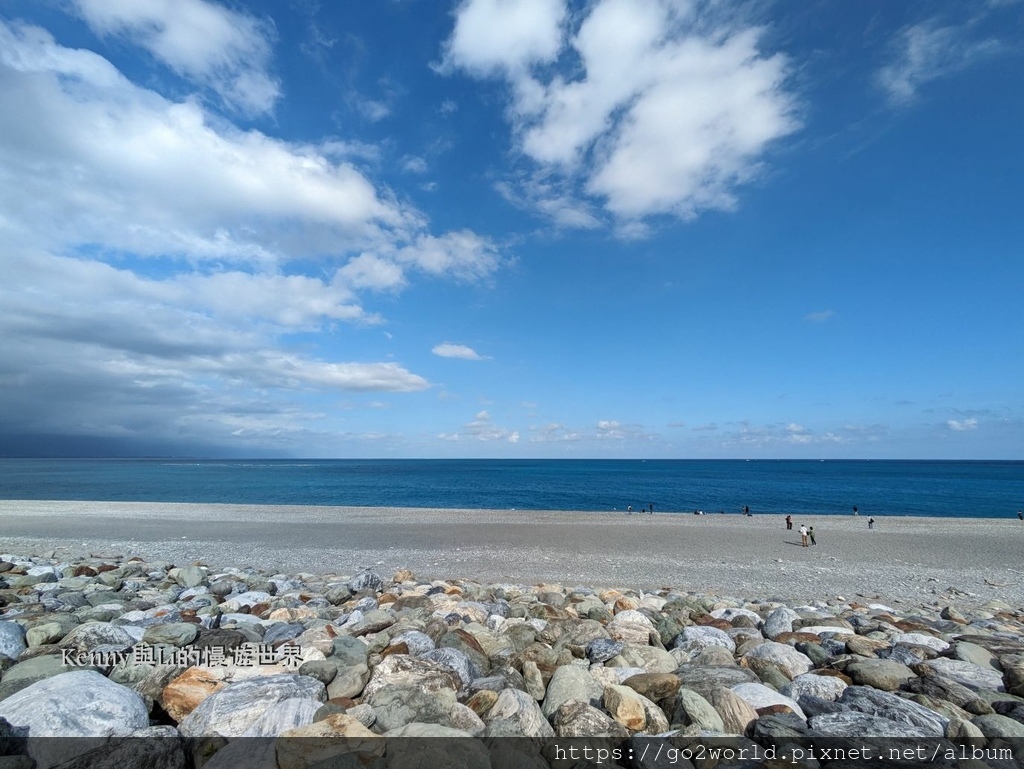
0 458 1021 519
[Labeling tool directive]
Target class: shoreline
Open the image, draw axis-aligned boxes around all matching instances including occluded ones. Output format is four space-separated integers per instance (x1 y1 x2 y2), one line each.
2 500 1023 610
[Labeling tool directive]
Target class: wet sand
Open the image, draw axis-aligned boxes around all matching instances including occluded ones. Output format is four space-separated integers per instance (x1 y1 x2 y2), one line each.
1 500 1022 609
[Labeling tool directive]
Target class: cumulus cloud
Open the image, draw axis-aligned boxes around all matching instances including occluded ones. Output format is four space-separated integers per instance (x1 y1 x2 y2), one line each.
439 410 519 442
0 20 505 453
396 231 502 282
530 423 583 443
432 343 488 360
0 20 417 265
442 0 798 227
441 0 566 76
878 20 1000 106
0 248 429 449
71 0 281 114
947 418 979 432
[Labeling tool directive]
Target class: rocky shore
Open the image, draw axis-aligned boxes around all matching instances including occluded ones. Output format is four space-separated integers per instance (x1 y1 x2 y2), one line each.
0 550 1023 768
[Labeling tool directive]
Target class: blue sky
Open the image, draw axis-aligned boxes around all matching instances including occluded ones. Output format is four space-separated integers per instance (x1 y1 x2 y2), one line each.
0 0 1021 459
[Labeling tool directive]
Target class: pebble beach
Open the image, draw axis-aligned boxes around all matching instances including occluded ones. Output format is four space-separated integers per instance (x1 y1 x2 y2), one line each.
0 501 1023 766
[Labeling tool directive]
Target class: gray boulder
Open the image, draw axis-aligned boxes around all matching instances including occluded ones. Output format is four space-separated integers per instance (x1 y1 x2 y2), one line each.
0 622 26 660
541 664 602 718
348 570 383 593
923 658 1005 692
362 655 460 700
672 626 735 654
781 672 847 702
241 697 322 737
971 713 1024 739
142 623 198 647
178 674 326 737
391 630 436 657
742 642 813 679
675 663 759 701
0 656 83 702
763 607 800 640
485 687 555 737
58 623 136 655
0 669 148 766
670 687 725 732
809 711 938 738
844 659 916 691
367 685 459 732
421 647 478 689
552 699 630 738
838 685 948 736
170 566 207 588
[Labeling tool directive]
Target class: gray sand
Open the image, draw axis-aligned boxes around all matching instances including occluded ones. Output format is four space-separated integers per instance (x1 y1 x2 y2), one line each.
2 500 1022 609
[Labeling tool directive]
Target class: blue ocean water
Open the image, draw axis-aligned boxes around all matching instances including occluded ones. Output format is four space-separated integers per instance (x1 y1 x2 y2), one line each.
0 459 1021 519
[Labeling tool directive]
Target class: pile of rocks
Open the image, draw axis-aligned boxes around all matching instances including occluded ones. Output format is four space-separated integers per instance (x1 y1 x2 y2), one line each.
0 551 1023 767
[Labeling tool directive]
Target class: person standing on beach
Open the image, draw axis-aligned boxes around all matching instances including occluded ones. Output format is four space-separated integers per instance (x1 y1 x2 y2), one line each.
809 526 816 546
785 515 793 530
868 517 875 529
799 524 809 547
649 503 654 515
743 505 750 516
1018 510 1022 521
853 505 859 516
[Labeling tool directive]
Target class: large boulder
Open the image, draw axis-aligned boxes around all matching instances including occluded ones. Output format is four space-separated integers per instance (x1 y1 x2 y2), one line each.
178 675 326 737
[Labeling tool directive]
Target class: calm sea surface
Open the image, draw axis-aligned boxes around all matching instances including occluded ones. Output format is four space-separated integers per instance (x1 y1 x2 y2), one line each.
0 459 1021 519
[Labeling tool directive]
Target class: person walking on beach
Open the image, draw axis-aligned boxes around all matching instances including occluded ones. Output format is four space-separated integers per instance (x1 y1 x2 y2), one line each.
853 505 859 516
785 515 793 530
809 526 816 546
627 505 632 515
799 524 809 547
743 505 750 516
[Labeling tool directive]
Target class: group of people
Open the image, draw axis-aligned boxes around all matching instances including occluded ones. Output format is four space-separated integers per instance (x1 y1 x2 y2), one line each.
784 516 818 546
784 508 878 545
626 504 654 515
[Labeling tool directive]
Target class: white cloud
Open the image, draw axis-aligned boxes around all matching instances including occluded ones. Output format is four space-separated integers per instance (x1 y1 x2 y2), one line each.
0 20 415 265
402 156 429 174
432 343 488 360
804 309 835 323
356 98 391 122
337 254 407 292
443 0 798 226
441 0 566 76
71 0 281 114
396 231 502 282
0 250 429 450
441 410 519 442
530 423 583 443
947 418 979 432
878 20 1000 106
0 20 508 452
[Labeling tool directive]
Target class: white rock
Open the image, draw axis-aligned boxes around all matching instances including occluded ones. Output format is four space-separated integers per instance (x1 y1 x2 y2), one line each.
0 670 148 740
731 682 805 719
178 674 327 738
892 632 949 652
742 642 814 679
673 626 736 654
782 673 848 702
241 697 322 737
